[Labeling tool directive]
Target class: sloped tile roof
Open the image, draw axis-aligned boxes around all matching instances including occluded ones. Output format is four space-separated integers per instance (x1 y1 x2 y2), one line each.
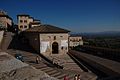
24 24 70 33
29 22 41 25
17 14 30 17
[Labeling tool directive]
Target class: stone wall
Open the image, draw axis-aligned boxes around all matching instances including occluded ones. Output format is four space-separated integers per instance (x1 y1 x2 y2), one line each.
69 36 83 48
0 31 4 47
23 32 69 56
40 33 69 56
0 17 12 29
24 32 40 53
18 16 29 31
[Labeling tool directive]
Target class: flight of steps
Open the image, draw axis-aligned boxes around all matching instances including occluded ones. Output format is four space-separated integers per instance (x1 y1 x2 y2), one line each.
7 49 97 80
49 54 83 72
30 62 97 80
25 54 77 80
7 50 75 80
30 62 75 80
64 61 83 72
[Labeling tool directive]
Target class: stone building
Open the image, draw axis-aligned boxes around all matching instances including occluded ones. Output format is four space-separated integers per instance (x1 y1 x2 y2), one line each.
0 10 13 30
17 14 31 31
17 14 41 31
29 19 41 28
69 35 83 48
23 24 70 56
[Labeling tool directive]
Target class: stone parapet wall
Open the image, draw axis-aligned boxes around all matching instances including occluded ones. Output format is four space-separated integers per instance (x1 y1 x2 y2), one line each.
0 31 4 47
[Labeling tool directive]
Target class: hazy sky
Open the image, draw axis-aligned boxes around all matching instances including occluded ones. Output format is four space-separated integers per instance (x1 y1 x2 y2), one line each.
0 0 120 32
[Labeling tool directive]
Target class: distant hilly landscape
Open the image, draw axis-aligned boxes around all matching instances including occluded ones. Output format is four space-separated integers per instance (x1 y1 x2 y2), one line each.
70 31 120 38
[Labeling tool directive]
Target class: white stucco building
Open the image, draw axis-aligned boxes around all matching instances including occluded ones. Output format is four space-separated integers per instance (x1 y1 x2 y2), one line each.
17 14 41 31
0 10 13 30
69 35 83 48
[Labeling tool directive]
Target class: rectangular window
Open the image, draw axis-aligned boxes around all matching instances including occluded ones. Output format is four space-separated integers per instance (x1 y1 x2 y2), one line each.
24 20 27 23
54 36 56 40
20 20 23 23
24 25 27 28
20 25 23 28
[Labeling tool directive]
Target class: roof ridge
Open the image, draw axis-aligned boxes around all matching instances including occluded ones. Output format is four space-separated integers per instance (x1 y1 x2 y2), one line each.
24 24 70 33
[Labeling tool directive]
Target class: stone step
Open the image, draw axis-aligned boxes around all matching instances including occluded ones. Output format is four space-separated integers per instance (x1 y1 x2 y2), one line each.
56 74 66 79
64 65 80 68
47 70 58 75
51 72 62 77
65 64 78 66
32 65 47 69
65 62 75 64
64 66 82 68
39 67 51 70
64 67 80 69
63 68 83 72
32 63 46 66
43 68 54 72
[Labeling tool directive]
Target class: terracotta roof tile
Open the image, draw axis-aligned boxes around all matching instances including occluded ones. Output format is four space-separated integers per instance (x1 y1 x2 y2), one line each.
24 24 70 33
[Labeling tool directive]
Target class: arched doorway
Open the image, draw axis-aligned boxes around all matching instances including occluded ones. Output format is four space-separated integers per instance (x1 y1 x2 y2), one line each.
52 42 58 54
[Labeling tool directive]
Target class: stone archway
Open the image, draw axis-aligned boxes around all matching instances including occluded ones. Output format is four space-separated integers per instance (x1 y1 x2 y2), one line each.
52 42 58 54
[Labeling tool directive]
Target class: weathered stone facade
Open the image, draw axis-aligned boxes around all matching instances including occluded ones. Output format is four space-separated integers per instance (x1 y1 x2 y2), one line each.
69 36 83 48
23 25 70 56
0 10 13 30
17 15 30 31
17 14 41 31
23 32 40 53
39 33 69 55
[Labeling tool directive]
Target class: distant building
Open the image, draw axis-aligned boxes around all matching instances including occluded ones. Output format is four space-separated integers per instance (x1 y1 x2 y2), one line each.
23 24 70 56
29 19 41 28
69 35 83 48
0 10 13 31
17 14 31 31
17 14 41 31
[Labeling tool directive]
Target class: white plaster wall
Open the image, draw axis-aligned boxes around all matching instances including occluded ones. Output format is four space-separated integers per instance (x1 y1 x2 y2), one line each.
28 18 33 23
69 36 83 47
39 33 69 55
18 16 29 31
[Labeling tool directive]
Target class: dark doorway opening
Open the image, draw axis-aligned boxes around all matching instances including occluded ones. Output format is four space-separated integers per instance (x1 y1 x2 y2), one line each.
52 42 58 54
